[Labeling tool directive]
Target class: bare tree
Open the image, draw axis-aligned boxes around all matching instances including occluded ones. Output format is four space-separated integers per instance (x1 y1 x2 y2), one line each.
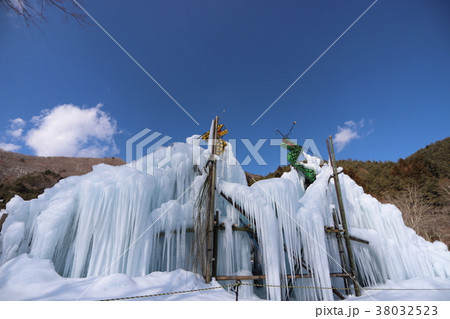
385 185 432 230
1 0 85 26
442 182 450 203
423 226 442 243
440 182 450 216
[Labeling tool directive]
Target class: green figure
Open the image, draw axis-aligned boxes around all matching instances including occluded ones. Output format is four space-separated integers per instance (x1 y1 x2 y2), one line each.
281 138 316 184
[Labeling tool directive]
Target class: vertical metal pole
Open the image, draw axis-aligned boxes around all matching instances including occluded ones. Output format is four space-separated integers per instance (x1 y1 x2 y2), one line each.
327 136 361 297
205 116 218 283
212 209 219 278
332 208 350 295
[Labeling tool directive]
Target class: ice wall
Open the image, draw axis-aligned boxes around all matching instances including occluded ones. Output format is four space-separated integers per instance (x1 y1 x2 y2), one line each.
0 137 252 280
1 139 201 277
219 163 450 300
0 136 449 301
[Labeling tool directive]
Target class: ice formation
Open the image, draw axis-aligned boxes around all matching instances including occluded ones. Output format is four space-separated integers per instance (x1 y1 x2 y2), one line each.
0 135 449 300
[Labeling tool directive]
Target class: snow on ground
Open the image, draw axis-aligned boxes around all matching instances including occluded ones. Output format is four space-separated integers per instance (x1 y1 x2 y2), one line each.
1 254 448 301
347 278 450 301
0 254 250 301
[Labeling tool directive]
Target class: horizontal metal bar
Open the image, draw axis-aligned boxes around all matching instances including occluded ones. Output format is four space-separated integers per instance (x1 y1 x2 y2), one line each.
325 227 369 245
349 235 369 245
215 273 351 281
157 224 255 237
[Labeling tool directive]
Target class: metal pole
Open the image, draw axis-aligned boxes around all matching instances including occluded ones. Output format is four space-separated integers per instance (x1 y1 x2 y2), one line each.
212 209 219 278
215 273 352 281
332 208 350 295
235 280 241 301
205 116 218 283
327 136 361 297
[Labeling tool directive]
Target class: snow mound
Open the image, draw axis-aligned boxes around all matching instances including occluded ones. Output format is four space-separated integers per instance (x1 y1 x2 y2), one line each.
0 254 243 301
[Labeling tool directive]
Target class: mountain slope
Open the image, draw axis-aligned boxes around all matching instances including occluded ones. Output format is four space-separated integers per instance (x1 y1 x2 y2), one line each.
338 137 450 208
0 149 125 210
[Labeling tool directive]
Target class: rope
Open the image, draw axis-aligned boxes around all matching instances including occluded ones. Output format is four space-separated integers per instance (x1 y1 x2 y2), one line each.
99 283 236 301
98 281 450 301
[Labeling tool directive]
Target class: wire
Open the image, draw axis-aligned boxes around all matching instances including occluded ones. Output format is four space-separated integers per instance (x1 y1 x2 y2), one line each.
98 281 450 301
252 0 379 125
276 121 297 139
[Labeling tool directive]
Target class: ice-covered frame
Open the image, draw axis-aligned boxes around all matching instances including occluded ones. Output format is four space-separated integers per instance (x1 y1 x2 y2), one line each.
1 135 448 301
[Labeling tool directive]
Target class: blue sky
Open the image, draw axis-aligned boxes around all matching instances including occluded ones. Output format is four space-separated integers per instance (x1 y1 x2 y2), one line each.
1 0 449 175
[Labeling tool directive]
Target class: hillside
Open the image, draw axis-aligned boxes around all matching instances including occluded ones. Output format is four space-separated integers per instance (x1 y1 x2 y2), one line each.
338 137 450 207
246 137 450 247
0 149 125 210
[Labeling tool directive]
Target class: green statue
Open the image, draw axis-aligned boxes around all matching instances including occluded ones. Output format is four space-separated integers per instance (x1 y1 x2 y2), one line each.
281 138 316 184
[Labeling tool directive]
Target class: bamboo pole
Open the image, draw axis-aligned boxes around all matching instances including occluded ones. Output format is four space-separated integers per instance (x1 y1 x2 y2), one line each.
327 136 361 297
205 116 218 283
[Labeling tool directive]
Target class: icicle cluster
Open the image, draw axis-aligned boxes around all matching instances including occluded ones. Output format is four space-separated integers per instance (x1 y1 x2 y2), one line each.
0 136 449 301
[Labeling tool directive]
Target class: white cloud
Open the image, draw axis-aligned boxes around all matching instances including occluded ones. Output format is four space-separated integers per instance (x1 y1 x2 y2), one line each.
25 104 118 157
344 120 357 128
334 126 359 152
8 128 23 138
7 118 25 138
11 118 25 126
0 142 21 152
333 118 374 152
6 128 23 138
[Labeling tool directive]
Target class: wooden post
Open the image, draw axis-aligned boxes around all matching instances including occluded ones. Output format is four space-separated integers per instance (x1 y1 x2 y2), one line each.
205 116 218 283
327 136 361 297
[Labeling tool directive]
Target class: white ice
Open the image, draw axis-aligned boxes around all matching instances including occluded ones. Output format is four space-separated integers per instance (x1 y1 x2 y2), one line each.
0 134 449 300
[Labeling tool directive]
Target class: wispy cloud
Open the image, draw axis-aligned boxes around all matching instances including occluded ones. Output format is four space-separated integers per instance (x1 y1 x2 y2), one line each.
6 118 25 138
0 118 25 152
1 104 119 157
334 119 374 152
0 142 21 152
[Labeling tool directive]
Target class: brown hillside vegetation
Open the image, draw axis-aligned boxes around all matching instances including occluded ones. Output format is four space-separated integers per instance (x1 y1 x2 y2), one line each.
0 149 125 210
